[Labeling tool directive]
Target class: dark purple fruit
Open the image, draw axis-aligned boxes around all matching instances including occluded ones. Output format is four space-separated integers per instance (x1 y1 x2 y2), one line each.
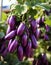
17 46 23 61
22 34 28 47
25 41 32 57
45 25 50 32
9 15 16 29
30 49 34 58
8 39 18 53
8 39 12 49
31 34 37 49
5 30 16 40
0 44 6 53
44 34 49 41
25 26 30 36
2 48 8 57
30 20 37 33
35 28 41 39
6 25 11 34
17 23 25 36
41 16 44 23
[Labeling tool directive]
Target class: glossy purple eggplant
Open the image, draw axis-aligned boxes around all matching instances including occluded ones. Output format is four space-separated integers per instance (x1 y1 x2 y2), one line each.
35 28 41 39
31 34 37 49
17 46 23 61
41 16 44 23
8 39 12 49
30 20 37 33
8 39 18 53
6 25 11 34
22 34 28 47
9 15 16 29
25 41 32 57
5 30 16 40
17 23 25 36
25 26 30 36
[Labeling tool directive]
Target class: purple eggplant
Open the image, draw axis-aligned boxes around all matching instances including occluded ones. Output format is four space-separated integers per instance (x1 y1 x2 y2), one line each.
30 49 34 58
31 34 37 49
17 46 23 61
36 17 41 24
8 39 18 53
17 23 25 36
44 34 49 41
8 39 12 49
9 15 16 29
25 26 30 36
35 28 41 39
2 48 8 57
45 25 50 32
41 16 44 23
30 20 37 33
6 25 11 34
5 30 16 40
0 44 6 53
22 34 28 47
25 41 32 57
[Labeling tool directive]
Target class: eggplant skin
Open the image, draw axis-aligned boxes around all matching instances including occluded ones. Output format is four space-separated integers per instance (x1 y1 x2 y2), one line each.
22 34 28 47
25 41 32 57
31 34 38 49
17 46 23 61
5 30 16 40
8 16 15 28
17 23 25 36
8 39 18 53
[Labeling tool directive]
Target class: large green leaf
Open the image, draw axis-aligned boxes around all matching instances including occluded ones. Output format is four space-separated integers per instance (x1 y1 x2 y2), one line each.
15 4 28 15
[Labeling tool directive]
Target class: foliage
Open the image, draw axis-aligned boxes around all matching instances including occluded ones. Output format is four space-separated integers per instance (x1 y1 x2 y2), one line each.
0 0 51 65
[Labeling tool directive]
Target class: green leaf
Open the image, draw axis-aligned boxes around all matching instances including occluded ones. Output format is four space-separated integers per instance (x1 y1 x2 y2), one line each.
45 19 51 26
0 32 5 38
36 3 51 11
15 4 28 15
2 12 7 21
28 8 37 18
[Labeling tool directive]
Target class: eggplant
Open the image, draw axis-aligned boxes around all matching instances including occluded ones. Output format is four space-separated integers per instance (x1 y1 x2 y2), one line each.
8 39 18 53
17 23 25 36
22 34 28 47
17 46 23 61
31 34 37 49
5 30 16 40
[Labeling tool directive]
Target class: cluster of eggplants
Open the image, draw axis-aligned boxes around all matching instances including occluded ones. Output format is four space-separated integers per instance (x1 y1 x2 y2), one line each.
0 13 50 61
33 53 48 65
3 15 39 61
